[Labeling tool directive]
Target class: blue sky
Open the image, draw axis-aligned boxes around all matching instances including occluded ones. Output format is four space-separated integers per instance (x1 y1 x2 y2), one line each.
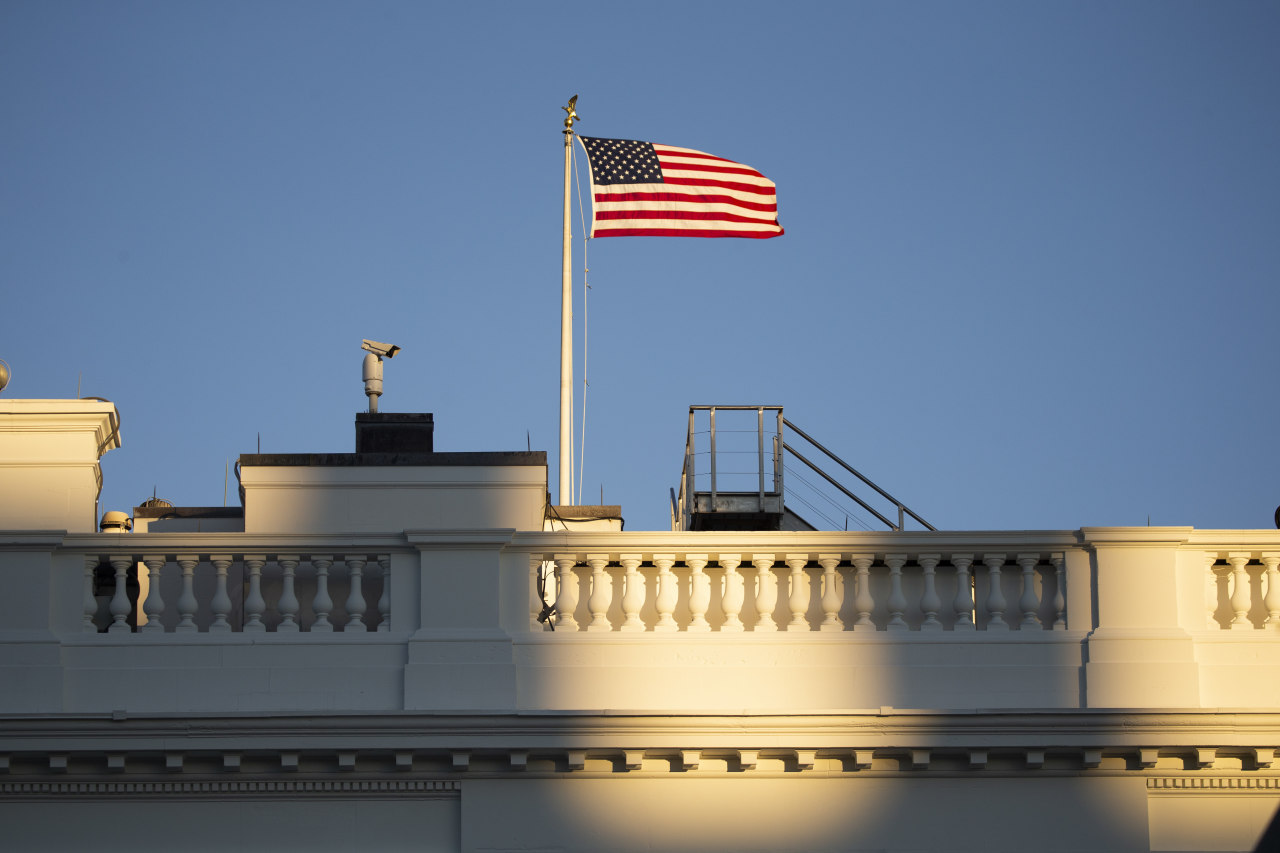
3 1 1277 532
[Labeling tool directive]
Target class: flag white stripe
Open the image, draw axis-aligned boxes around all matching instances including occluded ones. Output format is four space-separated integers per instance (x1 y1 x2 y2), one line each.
594 219 781 233
595 200 776 216
593 182 775 205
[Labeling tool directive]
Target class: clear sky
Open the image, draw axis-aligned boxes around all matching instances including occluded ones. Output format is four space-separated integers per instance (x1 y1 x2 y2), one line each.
3 1 1277 532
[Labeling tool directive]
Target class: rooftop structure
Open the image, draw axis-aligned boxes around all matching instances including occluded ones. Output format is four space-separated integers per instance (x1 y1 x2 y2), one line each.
1 397 1278 852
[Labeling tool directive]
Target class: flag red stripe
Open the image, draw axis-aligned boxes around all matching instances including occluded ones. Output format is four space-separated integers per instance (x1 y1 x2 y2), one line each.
658 159 764 179
595 227 782 239
661 176 777 196
595 210 778 225
593 191 777 213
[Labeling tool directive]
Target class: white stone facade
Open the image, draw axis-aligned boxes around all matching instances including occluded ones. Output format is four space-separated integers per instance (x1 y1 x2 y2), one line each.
1 400 1278 852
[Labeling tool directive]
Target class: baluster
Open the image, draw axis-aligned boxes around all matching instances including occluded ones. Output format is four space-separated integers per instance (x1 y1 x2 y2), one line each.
530 555 544 630
686 554 711 633
884 554 908 631
951 554 975 631
718 554 745 633
553 555 580 631
1262 554 1280 632
1016 553 1043 630
175 555 199 632
982 553 1009 631
653 554 678 632
918 554 942 632
377 555 392 632
586 555 613 632
345 556 368 631
209 555 233 633
243 555 267 633
82 556 98 632
1205 554 1220 629
141 555 167 633
785 555 811 631
107 556 133 634
751 555 778 632
277 555 300 632
618 554 645 632
818 554 844 632
850 555 875 631
1050 553 1066 630
311 555 334 632
1227 553 1252 630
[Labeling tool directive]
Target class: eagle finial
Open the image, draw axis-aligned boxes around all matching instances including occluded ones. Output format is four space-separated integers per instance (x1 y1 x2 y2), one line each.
562 95 580 132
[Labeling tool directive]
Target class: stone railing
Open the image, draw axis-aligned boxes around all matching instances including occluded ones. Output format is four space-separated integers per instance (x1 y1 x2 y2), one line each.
1206 554 1280 630
80 551 393 634
524 549 1068 634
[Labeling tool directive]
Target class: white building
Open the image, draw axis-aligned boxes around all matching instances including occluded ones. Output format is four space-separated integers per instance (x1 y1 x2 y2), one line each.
1 397 1278 852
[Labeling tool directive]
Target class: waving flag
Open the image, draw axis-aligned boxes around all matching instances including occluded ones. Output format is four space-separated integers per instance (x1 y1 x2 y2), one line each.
579 136 783 239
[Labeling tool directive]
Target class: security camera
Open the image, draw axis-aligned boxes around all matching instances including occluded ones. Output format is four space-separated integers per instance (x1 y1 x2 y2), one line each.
361 339 401 359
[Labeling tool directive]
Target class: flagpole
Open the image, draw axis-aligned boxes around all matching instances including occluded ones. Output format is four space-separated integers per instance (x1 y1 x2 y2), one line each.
559 96 579 506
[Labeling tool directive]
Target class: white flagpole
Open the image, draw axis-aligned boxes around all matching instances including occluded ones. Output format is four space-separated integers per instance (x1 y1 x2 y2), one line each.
559 96 579 506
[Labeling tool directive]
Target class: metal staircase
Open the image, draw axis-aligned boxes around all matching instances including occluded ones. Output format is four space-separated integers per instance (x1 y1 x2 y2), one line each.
671 405 935 532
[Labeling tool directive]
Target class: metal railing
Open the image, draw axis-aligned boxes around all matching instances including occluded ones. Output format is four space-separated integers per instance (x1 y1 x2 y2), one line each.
673 406 934 532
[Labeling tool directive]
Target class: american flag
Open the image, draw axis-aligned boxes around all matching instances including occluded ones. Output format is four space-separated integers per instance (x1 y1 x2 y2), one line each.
578 136 783 239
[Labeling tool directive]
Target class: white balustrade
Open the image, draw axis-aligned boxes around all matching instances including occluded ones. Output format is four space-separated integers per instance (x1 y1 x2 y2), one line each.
1264 555 1280 631
917 554 942 632
686 554 711 633
585 555 612 632
818 554 843 632
785 555 810 632
951 554 976 631
522 550 1069 635
1227 553 1251 630
751 555 778 632
718 554 745 633
1016 553 1042 630
345 556 367 631
76 553 392 635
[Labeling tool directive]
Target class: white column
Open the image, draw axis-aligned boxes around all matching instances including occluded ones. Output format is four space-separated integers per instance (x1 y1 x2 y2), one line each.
585 555 613 632
175 555 199 633
982 553 1009 631
1050 553 1066 630
107 555 133 634
345 556 368 632
653 554 678 632
1227 553 1252 630
243 555 267 633
686 554 711 632
276 555 300 633
377 555 392 632
553 555 580 631
1016 553 1043 630
530 556 547 631
619 554 645 632
1205 554 1220 629
82 556 98 632
1262 554 1280 632
141 556 166 633
209 555 233 633
785 554 811 631
951 554 975 631
851 555 875 631
311 555 334 632
818 554 844 632
751 554 778 632
884 554 908 631
918 553 942 632
718 554 745 633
